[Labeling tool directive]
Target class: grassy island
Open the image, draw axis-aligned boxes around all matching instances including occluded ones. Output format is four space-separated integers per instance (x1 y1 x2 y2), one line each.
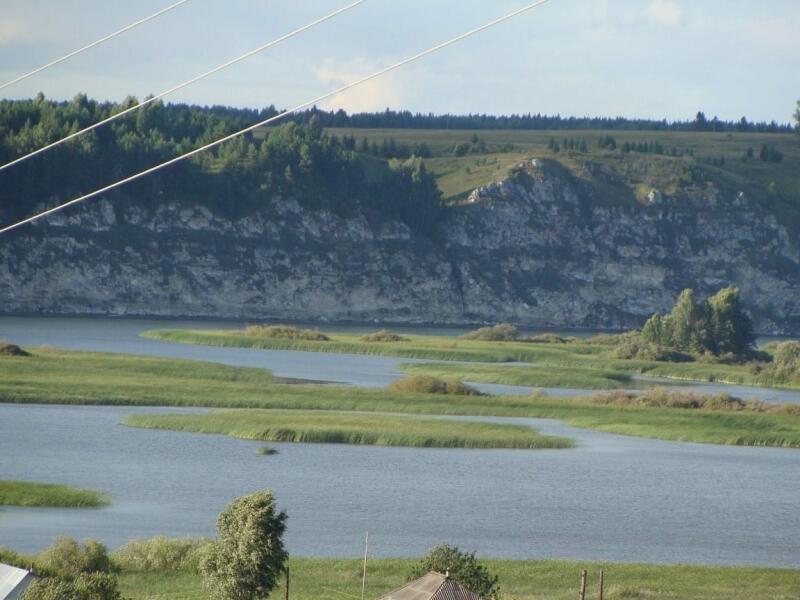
2 348 800 448
0 480 109 508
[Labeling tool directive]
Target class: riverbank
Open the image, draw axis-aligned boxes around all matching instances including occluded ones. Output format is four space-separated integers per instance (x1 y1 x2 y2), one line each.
3 349 800 448
116 557 800 600
143 328 800 391
0 481 109 508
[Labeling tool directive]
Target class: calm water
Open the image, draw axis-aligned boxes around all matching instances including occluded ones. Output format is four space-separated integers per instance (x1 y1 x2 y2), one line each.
1 316 800 565
1 316 798 402
1 404 798 566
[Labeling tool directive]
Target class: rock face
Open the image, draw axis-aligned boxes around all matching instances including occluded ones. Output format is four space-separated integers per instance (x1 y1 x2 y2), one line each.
2 161 799 333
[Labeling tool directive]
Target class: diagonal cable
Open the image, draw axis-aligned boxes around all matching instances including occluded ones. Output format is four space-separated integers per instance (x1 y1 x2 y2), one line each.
0 0 369 173
0 0 551 236
0 0 192 91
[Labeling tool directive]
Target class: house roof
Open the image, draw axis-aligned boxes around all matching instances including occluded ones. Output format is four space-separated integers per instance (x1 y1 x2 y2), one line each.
379 572 481 600
0 563 35 600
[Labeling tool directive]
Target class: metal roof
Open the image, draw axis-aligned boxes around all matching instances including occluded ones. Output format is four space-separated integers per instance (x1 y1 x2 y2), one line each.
0 563 35 600
379 572 481 600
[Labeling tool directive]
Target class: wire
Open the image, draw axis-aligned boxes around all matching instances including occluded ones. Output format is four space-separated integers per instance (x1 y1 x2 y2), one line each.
0 0 369 173
0 0 191 92
0 0 551 236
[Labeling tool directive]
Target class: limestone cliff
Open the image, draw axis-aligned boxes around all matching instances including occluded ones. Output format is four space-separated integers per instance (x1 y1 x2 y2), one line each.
2 160 799 333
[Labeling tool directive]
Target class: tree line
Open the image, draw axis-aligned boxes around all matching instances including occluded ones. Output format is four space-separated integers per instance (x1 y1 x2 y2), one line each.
0 95 442 236
292 107 794 133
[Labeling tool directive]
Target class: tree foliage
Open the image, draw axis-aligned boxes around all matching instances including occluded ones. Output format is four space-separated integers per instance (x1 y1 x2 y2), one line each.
0 96 442 235
641 287 755 358
411 545 499 599
199 491 288 600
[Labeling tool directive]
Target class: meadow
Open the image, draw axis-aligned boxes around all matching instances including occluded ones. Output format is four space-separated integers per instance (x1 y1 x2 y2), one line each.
3 348 800 448
0 481 109 508
323 127 800 206
116 557 800 600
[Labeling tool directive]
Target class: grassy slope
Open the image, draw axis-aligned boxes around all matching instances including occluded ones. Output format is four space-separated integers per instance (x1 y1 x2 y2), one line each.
325 127 800 204
123 410 572 450
3 349 800 448
118 558 800 600
0 481 109 508
143 329 800 391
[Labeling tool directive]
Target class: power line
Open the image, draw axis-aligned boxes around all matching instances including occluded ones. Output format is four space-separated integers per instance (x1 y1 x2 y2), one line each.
0 0 191 92
0 0 368 173
0 0 551 236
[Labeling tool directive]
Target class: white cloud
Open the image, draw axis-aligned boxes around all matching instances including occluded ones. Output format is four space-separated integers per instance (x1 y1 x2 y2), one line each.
313 58 407 113
0 18 32 46
646 0 683 26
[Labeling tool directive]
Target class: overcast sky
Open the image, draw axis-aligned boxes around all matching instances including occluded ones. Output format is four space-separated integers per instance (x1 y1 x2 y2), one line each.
0 0 797 123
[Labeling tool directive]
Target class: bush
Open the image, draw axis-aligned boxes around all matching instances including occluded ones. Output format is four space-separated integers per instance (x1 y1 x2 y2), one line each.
24 572 120 600
411 545 499 600
37 538 113 578
0 342 29 356
461 323 519 341
111 537 211 574
590 388 755 411
388 374 482 396
361 329 409 342
523 333 575 344
613 333 693 362
241 325 329 341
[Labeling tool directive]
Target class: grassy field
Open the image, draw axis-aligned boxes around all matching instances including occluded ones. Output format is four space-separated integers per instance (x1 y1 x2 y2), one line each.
0 481 109 508
400 362 634 389
117 557 800 600
142 328 800 391
324 127 800 205
3 348 800 448
123 409 572 450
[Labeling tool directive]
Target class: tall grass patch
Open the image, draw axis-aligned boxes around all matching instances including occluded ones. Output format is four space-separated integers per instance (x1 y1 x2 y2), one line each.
0 481 109 508
122 410 572 449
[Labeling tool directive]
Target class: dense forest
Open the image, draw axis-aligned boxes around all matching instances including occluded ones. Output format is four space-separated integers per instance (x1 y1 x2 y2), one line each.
294 107 795 133
0 95 442 234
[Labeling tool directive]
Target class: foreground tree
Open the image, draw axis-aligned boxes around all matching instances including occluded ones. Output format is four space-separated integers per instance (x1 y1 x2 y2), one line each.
411 545 499 600
200 491 288 600
795 100 800 132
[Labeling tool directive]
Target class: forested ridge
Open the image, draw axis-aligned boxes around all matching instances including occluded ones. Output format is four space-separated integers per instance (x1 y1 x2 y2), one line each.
0 95 442 233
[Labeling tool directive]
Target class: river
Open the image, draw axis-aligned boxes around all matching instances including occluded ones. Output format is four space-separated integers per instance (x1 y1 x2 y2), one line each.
1 316 799 565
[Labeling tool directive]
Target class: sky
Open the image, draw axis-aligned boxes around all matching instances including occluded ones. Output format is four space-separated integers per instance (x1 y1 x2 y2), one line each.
0 0 797 123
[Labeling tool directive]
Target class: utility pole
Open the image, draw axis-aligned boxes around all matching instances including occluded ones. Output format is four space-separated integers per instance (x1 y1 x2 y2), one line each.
361 531 369 600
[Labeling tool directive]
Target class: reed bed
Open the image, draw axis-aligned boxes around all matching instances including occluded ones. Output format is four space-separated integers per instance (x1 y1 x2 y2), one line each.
0 480 109 508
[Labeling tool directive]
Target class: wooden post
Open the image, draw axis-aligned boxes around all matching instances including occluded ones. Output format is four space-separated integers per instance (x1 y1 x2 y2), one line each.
579 569 587 600
284 566 290 600
598 569 604 600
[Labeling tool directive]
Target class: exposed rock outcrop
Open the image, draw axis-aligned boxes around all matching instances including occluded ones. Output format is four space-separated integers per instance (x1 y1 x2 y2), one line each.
2 161 799 333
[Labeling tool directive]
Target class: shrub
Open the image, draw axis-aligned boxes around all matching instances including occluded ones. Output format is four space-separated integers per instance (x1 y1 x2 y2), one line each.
461 323 519 341
388 374 482 396
361 329 409 342
589 388 755 411
36 538 113 578
241 325 329 341
523 333 574 344
411 545 499 600
0 342 29 356
24 572 121 600
613 333 693 362
111 537 211 574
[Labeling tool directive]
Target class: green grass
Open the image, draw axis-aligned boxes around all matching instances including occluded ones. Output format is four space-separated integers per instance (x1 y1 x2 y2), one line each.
143 328 800 391
324 127 800 206
4 348 800 448
0 480 109 508
117 557 800 600
122 410 572 450
400 362 634 389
